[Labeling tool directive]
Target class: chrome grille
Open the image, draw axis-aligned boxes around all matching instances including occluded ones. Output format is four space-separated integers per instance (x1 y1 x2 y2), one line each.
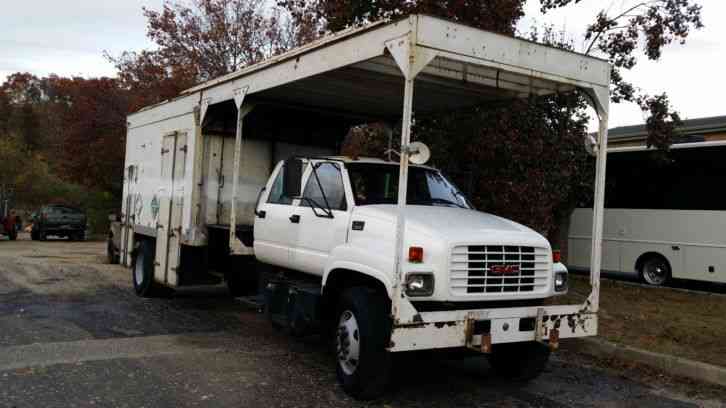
450 245 549 295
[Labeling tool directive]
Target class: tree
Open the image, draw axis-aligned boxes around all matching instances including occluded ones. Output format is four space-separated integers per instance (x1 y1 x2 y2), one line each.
110 0 317 98
304 0 702 240
541 0 702 150
281 0 524 34
48 76 129 196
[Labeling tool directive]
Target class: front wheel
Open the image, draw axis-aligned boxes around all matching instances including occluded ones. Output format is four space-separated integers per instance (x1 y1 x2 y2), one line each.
335 287 392 400
487 341 550 381
132 239 164 297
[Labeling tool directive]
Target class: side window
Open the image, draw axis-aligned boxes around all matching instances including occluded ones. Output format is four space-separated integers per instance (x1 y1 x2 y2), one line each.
302 162 347 211
267 168 293 205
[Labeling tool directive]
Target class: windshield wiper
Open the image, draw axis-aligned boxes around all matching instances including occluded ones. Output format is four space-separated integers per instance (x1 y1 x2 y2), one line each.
428 198 468 209
301 196 334 218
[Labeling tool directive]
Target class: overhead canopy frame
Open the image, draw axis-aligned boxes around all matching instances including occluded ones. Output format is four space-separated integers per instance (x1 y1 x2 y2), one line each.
130 14 611 323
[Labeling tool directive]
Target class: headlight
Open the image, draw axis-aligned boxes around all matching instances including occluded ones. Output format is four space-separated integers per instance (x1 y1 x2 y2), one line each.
554 271 568 292
405 273 434 297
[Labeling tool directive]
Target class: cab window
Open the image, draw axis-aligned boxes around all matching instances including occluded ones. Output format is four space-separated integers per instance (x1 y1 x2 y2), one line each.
301 162 347 211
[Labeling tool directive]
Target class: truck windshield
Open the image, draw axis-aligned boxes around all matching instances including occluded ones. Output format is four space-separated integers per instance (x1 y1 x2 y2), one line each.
346 163 471 209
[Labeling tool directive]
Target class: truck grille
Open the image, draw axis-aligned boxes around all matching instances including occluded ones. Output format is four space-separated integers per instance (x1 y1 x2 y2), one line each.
450 245 549 295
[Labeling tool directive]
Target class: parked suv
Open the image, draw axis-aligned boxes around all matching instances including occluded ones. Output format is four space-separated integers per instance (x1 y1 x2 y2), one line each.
31 205 87 241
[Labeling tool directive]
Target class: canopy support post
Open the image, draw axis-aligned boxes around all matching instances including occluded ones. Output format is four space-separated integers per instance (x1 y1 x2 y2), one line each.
230 87 254 255
392 77 415 320
586 85 610 313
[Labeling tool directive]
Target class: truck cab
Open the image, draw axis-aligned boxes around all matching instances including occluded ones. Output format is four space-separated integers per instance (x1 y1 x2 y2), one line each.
255 157 567 300
254 156 570 398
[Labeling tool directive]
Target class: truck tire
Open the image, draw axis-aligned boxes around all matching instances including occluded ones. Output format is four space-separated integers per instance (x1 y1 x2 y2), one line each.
31 229 39 241
335 287 392 400
487 341 550 381
107 238 120 264
132 239 163 297
225 257 257 297
8 228 17 241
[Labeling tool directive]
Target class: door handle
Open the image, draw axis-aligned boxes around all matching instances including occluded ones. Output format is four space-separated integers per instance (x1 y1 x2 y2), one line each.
289 214 300 224
256 210 266 219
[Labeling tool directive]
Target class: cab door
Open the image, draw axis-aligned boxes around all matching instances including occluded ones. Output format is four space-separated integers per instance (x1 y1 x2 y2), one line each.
253 162 301 269
290 161 351 276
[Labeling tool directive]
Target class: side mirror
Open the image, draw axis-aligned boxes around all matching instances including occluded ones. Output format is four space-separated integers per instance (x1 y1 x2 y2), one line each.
282 158 303 198
254 187 267 218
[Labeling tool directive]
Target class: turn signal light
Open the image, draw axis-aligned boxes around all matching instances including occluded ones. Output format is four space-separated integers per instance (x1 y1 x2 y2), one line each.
552 250 561 263
409 246 424 263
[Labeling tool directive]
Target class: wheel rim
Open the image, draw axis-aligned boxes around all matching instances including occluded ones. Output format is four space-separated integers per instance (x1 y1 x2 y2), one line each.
337 310 361 375
644 259 667 285
134 250 145 286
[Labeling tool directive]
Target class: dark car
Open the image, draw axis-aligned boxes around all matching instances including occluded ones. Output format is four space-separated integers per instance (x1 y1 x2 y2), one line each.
31 205 87 241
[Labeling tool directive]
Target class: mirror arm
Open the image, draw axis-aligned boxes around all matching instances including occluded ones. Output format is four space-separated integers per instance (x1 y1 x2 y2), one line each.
300 197 334 219
310 163 335 216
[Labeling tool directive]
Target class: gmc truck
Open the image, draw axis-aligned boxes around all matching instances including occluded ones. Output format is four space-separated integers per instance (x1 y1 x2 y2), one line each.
114 15 610 400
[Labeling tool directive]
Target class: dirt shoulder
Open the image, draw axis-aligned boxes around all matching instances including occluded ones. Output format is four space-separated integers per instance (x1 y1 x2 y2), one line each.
554 275 726 368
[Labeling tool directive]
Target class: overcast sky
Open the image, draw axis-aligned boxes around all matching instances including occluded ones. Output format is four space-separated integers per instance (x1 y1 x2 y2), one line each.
1 0 723 129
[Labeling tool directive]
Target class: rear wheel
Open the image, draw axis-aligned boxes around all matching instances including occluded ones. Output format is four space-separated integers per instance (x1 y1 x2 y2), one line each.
8 228 17 241
107 237 120 264
335 287 392 400
487 342 550 381
132 239 164 297
640 255 671 286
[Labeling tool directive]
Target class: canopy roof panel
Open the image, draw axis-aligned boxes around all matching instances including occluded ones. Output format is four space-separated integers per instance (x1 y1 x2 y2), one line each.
129 14 610 126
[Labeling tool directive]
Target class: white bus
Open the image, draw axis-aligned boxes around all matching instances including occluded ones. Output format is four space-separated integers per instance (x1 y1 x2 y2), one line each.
568 141 726 286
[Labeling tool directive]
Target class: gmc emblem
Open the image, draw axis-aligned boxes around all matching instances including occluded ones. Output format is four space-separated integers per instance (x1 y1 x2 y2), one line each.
490 265 520 275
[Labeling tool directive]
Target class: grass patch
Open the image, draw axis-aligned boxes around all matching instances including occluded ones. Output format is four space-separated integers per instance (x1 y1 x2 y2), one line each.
551 275 726 367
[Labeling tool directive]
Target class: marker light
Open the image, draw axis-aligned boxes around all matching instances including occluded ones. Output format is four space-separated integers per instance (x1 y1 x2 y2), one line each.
409 246 424 263
552 250 562 263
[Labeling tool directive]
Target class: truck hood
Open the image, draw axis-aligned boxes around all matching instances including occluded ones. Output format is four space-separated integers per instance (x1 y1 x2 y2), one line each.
353 205 549 247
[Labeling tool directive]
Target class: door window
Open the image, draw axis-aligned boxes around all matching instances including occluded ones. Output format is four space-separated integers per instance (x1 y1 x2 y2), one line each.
267 169 294 205
302 162 347 211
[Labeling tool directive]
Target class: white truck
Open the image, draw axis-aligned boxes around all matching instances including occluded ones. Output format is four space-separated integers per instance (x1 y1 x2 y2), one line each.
113 15 611 399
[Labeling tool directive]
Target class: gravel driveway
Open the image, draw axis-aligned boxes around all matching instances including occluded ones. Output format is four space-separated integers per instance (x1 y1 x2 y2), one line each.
0 235 724 407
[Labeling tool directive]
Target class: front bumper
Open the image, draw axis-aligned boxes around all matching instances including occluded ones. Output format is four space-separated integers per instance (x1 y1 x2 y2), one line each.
388 305 597 352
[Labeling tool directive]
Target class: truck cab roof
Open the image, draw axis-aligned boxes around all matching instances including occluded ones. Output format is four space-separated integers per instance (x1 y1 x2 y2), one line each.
307 156 436 171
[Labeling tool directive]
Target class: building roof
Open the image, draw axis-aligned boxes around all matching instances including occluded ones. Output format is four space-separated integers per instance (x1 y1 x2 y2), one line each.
609 115 726 141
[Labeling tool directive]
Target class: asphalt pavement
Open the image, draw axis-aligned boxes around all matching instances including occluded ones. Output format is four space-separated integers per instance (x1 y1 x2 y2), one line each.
0 235 724 407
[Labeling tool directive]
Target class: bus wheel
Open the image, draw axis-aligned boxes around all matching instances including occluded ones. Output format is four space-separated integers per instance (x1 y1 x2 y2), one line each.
640 255 671 286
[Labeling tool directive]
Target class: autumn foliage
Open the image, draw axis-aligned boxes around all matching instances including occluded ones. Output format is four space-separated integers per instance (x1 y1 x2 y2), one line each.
0 0 704 239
